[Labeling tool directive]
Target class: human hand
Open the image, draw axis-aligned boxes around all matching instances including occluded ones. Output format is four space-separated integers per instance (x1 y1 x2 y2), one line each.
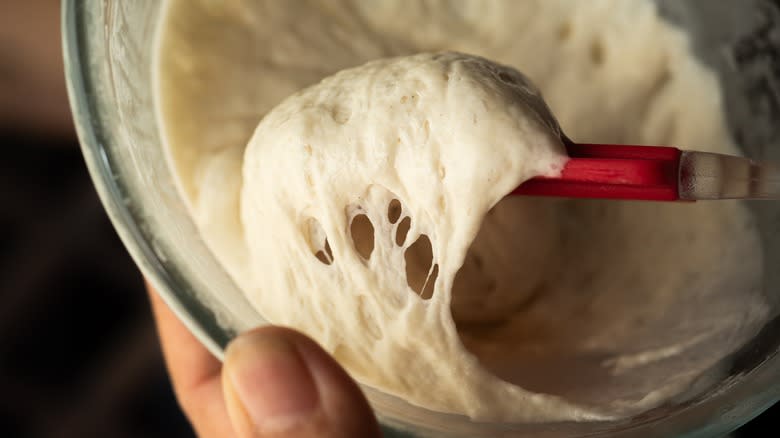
147 284 382 437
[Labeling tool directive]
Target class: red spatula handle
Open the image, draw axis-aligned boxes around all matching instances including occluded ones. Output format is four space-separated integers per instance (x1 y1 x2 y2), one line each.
513 144 682 201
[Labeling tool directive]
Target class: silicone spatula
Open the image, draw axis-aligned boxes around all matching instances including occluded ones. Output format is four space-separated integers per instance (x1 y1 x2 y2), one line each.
513 143 780 201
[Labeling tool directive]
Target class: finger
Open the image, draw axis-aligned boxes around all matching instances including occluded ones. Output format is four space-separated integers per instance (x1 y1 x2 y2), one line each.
146 282 234 437
223 327 381 438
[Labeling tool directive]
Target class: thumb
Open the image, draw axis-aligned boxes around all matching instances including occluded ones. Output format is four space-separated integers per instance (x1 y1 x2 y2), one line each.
222 326 382 438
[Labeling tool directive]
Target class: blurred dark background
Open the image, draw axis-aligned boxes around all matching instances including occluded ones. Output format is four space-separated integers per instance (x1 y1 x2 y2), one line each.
0 1 194 437
0 1 775 437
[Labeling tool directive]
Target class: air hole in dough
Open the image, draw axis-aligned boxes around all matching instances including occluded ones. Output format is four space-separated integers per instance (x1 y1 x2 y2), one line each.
330 105 351 124
404 234 436 299
315 241 334 265
396 216 411 246
305 217 334 265
350 213 375 260
388 199 402 224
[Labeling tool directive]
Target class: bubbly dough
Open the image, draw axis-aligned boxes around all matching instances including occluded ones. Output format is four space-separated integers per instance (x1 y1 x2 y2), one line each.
241 52 596 421
154 0 769 422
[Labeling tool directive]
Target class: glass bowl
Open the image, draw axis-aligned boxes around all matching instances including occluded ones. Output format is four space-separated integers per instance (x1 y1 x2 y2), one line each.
63 0 780 436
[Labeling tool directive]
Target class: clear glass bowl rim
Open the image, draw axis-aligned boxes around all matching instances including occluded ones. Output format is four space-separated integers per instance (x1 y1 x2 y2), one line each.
61 1 780 436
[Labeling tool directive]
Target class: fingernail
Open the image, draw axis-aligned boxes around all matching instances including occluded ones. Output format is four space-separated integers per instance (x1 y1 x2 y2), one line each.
226 332 319 430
